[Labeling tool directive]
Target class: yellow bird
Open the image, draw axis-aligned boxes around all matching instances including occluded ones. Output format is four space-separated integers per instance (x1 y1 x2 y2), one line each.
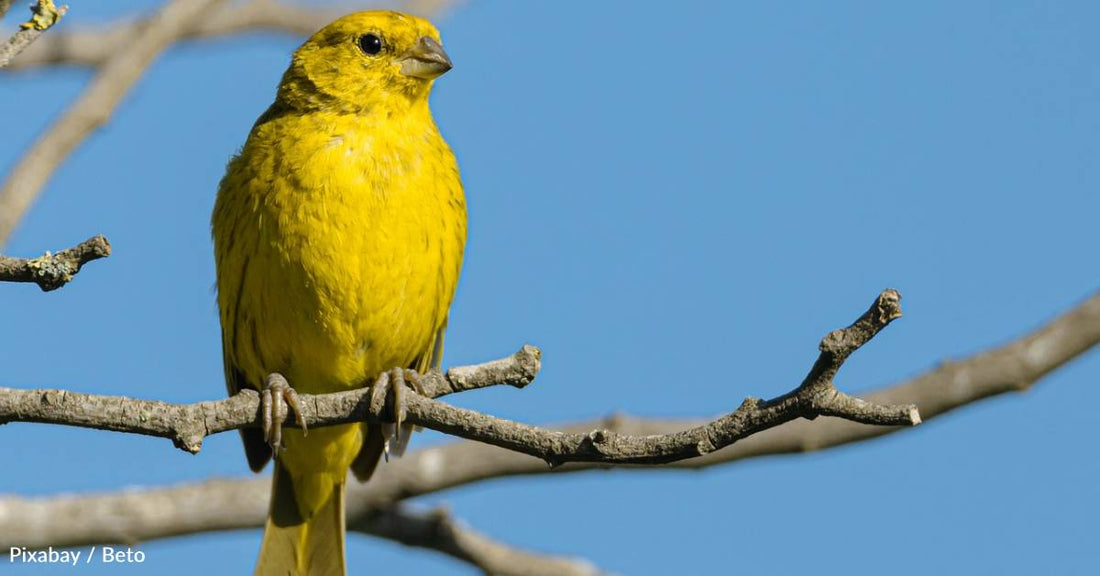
211 11 465 576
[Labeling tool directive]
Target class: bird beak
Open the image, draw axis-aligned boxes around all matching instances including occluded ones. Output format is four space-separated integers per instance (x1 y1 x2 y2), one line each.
399 37 452 79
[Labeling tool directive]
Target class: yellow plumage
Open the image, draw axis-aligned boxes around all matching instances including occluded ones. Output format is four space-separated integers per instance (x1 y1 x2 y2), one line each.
211 11 465 576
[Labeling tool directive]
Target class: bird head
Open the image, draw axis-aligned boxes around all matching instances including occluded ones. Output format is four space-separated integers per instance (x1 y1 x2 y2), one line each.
276 11 452 113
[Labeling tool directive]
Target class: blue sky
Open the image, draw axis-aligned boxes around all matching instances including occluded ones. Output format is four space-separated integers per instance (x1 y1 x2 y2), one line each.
2 1 1098 574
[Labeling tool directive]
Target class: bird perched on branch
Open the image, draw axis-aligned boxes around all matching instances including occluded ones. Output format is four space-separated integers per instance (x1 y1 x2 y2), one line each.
211 11 465 576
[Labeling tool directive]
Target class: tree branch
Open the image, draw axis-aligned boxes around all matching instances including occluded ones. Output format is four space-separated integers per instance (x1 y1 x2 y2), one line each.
0 291 919 465
0 234 110 290
0 0 67 69
356 506 602 576
0 0 226 247
0 344 543 449
3 0 348 70
0 481 598 576
4 0 464 71
1 291 1095 552
2 0 462 71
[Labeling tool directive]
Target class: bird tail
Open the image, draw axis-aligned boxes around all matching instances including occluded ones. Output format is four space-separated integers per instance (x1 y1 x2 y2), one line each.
255 462 346 576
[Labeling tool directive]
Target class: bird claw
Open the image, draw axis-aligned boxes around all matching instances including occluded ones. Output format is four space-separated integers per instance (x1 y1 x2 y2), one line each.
262 372 307 455
369 367 426 460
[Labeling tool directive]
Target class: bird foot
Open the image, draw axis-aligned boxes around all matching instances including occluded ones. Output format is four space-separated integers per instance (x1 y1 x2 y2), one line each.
262 372 307 455
369 367 426 460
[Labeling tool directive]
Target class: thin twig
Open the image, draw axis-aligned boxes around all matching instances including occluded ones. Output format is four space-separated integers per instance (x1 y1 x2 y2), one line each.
2 0 463 71
356 506 603 576
0 0 225 247
0 0 68 68
0 292 919 464
0 0 17 20
0 235 110 291
3 0 347 70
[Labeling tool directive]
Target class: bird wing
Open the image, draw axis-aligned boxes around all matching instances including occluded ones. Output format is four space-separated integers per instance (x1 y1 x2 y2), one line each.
223 334 273 472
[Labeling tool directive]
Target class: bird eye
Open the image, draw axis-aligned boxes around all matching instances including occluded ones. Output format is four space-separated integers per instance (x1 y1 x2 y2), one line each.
357 34 383 55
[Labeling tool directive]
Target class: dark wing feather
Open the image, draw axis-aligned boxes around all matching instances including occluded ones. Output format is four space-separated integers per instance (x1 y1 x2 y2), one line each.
350 322 447 482
224 337 273 472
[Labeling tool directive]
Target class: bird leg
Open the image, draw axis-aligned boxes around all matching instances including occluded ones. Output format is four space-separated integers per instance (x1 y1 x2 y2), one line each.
369 367 427 459
262 372 308 455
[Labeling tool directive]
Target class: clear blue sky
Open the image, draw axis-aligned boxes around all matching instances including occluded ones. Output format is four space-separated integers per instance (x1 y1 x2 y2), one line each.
2 1 1098 574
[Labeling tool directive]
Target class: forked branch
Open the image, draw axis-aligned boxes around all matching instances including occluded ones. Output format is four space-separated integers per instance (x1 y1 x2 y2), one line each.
0 291 919 465
4 291 1098 570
